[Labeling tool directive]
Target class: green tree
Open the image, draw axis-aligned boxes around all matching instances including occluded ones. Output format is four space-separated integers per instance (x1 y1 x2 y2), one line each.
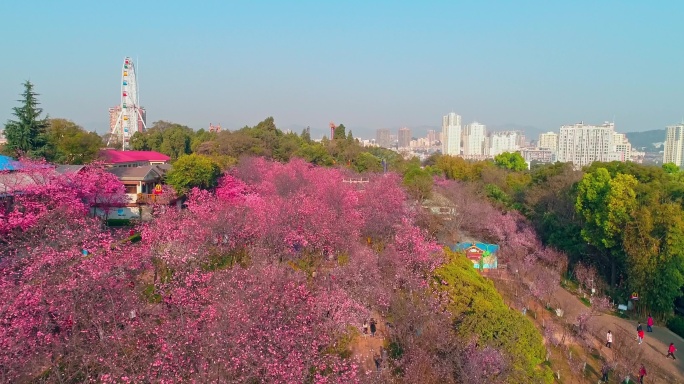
576 168 638 286
663 162 680 174
300 127 312 143
44 119 102 164
130 131 149 150
624 201 684 315
353 152 382 173
295 143 334 166
333 123 346 140
494 152 527 171
166 153 222 195
3 81 49 157
191 128 217 153
403 164 433 201
436 155 492 181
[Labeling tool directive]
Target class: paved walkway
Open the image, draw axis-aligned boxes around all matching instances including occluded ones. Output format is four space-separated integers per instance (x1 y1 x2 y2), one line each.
552 287 684 383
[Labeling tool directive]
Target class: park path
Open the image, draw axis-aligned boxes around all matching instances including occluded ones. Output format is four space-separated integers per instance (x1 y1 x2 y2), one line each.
552 286 684 382
349 311 389 375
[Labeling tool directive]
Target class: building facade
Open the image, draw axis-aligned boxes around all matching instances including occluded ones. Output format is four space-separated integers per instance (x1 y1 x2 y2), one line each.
376 129 391 148
462 121 486 158
442 112 461 155
398 127 411 148
538 132 558 151
613 132 632 162
488 131 520 157
521 148 555 163
663 124 684 167
557 122 618 168
427 129 437 145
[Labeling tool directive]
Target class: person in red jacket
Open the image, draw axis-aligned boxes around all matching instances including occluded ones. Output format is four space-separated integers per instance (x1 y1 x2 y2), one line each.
638 364 646 383
667 343 677 360
638 329 645 345
647 314 654 332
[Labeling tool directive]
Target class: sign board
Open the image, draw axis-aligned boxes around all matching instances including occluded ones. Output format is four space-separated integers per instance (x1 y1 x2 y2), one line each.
153 184 163 195
630 292 639 300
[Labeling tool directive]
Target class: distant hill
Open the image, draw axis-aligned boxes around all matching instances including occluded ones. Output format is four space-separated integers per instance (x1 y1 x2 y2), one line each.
625 129 666 152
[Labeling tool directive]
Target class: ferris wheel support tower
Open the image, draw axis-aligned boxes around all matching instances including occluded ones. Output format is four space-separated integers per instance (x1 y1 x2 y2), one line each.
108 56 146 150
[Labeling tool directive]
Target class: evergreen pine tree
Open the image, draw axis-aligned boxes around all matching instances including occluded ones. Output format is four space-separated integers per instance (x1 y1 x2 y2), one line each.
333 123 346 140
4 81 49 157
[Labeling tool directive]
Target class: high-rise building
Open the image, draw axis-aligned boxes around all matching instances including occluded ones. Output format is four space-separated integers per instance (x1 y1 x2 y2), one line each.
516 133 527 148
442 112 461 155
376 129 391 148
398 127 411 148
663 124 684 167
557 122 619 168
538 132 558 151
462 121 486 157
109 106 146 134
613 132 632 162
427 129 437 145
488 131 520 156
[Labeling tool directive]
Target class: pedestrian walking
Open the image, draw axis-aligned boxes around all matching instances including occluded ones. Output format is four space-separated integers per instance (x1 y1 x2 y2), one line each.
606 330 613 348
638 329 644 345
374 354 381 372
362 319 369 335
667 343 677 360
370 318 377 337
638 364 646 384
600 363 610 382
647 314 654 332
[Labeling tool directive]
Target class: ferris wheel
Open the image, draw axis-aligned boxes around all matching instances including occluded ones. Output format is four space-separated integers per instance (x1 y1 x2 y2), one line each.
108 56 146 150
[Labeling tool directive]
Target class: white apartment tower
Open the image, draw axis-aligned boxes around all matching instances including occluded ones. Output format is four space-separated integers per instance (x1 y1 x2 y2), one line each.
538 132 558 152
613 132 632 162
442 112 461 155
663 124 684 167
462 121 486 157
488 131 520 156
557 122 617 167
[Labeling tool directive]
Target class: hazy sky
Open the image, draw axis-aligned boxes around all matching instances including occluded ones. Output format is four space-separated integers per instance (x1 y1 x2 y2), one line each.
1 1 683 138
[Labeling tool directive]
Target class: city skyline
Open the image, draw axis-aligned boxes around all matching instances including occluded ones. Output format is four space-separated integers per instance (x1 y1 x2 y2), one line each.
1 2 683 136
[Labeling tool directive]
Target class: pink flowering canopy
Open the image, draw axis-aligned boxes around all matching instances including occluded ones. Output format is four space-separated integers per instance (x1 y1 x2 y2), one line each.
0 158 447 383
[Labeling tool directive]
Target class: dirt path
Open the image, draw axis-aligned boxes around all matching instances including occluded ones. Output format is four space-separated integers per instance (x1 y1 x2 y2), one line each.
349 313 389 374
552 287 684 382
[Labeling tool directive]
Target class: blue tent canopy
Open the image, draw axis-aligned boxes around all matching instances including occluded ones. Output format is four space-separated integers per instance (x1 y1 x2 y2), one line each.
451 242 499 254
0 155 20 171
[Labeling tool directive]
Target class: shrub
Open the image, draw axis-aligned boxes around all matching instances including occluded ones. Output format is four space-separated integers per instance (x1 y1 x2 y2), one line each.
667 316 684 338
435 249 553 383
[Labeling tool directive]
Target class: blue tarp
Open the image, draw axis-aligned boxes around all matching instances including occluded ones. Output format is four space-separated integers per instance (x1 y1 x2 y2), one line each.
0 155 20 171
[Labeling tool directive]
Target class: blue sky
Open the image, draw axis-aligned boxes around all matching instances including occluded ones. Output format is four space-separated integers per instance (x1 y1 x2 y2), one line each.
1 1 683 138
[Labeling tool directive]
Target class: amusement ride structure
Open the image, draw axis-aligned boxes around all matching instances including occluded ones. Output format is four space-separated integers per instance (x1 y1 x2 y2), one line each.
107 57 146 150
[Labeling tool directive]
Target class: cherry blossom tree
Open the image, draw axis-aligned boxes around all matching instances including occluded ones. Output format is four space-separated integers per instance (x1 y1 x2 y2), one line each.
2 156 539 382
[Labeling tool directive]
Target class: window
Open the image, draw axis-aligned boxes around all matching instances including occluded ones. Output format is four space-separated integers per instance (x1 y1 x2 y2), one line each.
125 185 137 194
